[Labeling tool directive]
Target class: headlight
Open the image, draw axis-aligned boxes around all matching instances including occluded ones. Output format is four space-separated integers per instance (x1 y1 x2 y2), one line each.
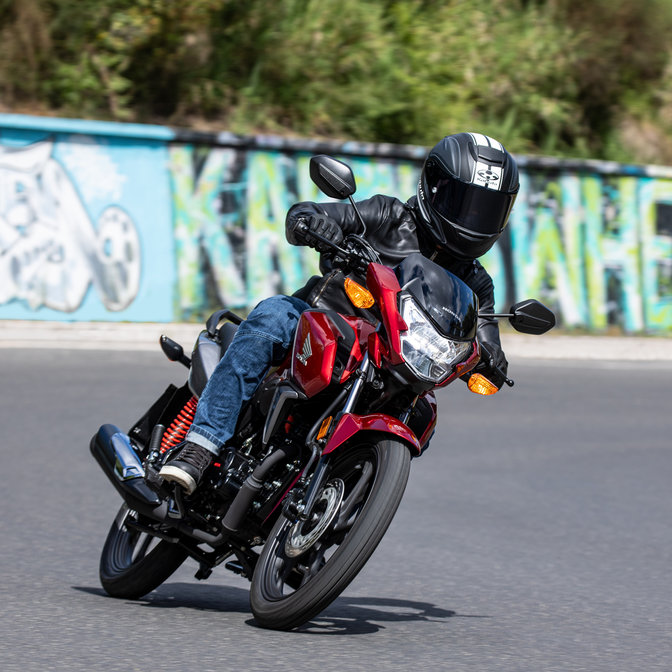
399 296 473 383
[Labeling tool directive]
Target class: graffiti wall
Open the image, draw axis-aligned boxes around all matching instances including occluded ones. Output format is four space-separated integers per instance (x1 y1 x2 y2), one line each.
0 114 670 332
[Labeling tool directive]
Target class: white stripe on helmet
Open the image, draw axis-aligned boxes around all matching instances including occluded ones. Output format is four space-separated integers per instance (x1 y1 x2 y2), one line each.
468 133 505 190
468 132 503 151
468 132 489 147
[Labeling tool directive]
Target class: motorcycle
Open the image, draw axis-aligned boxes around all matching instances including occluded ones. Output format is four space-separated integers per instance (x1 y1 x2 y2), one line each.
90 154 555 630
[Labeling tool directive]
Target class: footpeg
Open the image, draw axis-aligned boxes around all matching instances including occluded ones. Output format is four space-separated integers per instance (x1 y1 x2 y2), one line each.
195 563 213 580
225 561 246 576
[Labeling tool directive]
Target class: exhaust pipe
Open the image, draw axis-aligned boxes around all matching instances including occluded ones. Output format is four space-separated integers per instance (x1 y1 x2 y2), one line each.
91 424 236 547
90 424 169 519
90 423 299 548
90 424 228 545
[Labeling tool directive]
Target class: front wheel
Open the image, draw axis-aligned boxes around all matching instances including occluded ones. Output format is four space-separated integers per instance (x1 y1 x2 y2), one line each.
250 436 411 630
99 504 188 599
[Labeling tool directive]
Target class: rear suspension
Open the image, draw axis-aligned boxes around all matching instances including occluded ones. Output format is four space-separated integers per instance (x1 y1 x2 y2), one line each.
160 396 198 452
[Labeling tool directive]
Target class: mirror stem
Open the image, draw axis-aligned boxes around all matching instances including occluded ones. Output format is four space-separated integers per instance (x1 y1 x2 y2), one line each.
348 196 367 235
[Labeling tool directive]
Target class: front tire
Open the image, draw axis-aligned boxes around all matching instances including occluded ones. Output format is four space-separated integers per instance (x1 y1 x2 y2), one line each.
250 436 411 630
99 504 188 599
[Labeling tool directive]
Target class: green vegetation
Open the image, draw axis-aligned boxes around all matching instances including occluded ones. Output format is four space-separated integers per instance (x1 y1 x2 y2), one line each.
2 0 672 163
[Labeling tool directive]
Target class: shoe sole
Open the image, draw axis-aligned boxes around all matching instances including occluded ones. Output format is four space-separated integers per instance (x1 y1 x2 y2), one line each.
159 466 197 495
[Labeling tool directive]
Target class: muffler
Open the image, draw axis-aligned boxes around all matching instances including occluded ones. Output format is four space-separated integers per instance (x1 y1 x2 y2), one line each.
90 424 169 520
90 424 296 548
91 424 237 547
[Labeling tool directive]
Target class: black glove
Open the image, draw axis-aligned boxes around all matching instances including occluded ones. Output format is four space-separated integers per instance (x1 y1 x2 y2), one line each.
292 214 343 252
475 341 508 390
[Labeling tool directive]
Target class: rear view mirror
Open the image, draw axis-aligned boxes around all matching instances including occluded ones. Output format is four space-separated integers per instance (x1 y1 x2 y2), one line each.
309 155 357 200
509 300 556 335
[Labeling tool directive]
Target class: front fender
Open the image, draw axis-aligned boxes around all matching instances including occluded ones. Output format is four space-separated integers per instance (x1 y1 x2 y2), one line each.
323 413 422 456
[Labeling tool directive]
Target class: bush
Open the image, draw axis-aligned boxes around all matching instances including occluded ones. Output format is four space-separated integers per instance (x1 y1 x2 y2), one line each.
2 0 672 162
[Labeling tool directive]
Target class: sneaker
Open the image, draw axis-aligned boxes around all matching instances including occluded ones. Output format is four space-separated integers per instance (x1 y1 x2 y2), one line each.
159 442 214 494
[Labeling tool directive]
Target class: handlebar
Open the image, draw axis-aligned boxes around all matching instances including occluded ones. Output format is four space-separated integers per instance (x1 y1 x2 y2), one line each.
295 221 380 274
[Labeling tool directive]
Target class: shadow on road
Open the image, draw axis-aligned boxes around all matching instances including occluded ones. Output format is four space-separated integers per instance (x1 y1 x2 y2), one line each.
74 584 486 635
290 595 460 635
73 583 251 615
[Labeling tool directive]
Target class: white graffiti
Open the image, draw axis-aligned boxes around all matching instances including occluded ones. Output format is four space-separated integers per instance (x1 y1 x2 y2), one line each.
59 137 127 202
0 140 140 312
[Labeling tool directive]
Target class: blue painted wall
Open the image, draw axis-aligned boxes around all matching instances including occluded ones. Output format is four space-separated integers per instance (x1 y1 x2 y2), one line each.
0 114 670 333
0 116 175 321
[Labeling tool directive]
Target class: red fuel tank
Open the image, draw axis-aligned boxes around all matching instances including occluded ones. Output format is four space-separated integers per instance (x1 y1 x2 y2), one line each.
290 311 357 398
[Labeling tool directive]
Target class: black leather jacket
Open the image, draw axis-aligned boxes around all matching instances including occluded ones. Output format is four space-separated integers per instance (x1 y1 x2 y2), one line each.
285 193 505 360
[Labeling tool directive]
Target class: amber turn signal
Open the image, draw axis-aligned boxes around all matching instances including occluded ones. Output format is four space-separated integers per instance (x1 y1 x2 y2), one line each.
317 416 333 441
344 278 375 309
467 373 499 396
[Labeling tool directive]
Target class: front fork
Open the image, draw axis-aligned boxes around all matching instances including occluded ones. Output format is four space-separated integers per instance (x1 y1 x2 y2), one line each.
285 351 425 526
284 354 372 523
291 351 415 525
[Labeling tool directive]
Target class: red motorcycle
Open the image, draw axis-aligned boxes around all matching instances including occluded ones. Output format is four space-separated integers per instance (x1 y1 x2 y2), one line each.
91 155 555 630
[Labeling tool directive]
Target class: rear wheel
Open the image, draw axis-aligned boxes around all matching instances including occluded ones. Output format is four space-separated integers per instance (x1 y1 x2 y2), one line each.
99 504 188 599
250 436 411 630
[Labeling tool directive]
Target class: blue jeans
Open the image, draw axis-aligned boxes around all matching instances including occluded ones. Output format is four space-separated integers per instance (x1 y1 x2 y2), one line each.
186 295 311 456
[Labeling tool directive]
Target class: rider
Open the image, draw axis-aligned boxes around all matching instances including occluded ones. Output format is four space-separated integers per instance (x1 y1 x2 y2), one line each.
160 132 520 494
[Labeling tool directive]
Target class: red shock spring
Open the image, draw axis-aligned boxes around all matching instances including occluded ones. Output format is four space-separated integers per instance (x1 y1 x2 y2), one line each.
160 396 199 453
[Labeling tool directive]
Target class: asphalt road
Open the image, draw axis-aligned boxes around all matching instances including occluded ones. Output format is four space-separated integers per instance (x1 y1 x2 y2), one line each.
1 348 671 672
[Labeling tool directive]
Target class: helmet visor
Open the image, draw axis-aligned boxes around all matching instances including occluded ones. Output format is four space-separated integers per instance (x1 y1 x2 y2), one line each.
425 162 518 235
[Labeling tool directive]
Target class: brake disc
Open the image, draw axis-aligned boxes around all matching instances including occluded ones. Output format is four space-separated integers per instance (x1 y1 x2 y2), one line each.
284 479 345 558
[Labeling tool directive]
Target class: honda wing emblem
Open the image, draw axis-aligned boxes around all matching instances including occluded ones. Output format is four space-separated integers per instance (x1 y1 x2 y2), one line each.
296 334 312 365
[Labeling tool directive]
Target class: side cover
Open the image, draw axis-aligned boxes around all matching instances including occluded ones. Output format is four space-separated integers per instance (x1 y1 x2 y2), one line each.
188 323 238 398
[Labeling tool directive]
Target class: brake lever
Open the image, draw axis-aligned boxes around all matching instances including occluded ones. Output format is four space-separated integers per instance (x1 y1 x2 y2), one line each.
493 363 514 387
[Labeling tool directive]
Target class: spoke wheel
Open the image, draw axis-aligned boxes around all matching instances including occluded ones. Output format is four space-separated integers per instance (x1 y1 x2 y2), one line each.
99 504 188 600
250 435 411 630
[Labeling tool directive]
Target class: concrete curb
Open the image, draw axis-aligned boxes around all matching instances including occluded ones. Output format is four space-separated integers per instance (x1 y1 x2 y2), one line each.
499 332 672 361
0 320 671 361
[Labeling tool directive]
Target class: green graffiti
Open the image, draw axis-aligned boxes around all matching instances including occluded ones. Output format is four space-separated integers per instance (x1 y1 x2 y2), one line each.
613 178 643 331
340 157 418 201
560 174 588 325
169 146 672 333
581 176 608 329
170 146 246 319
245 151 320 305
645 180 672 329
507 171 672 332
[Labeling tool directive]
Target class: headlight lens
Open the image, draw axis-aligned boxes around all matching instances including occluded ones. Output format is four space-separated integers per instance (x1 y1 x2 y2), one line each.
399 296 473 383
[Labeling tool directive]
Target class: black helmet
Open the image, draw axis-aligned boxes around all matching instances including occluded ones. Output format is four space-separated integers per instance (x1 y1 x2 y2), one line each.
416 132 519 259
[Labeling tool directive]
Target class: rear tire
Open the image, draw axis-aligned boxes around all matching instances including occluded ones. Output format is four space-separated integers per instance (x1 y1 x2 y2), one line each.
99 504 188 600
250 436 411 630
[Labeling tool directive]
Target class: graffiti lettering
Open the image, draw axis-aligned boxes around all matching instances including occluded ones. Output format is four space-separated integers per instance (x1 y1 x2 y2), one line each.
484 171 672 332
174 148 672 332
